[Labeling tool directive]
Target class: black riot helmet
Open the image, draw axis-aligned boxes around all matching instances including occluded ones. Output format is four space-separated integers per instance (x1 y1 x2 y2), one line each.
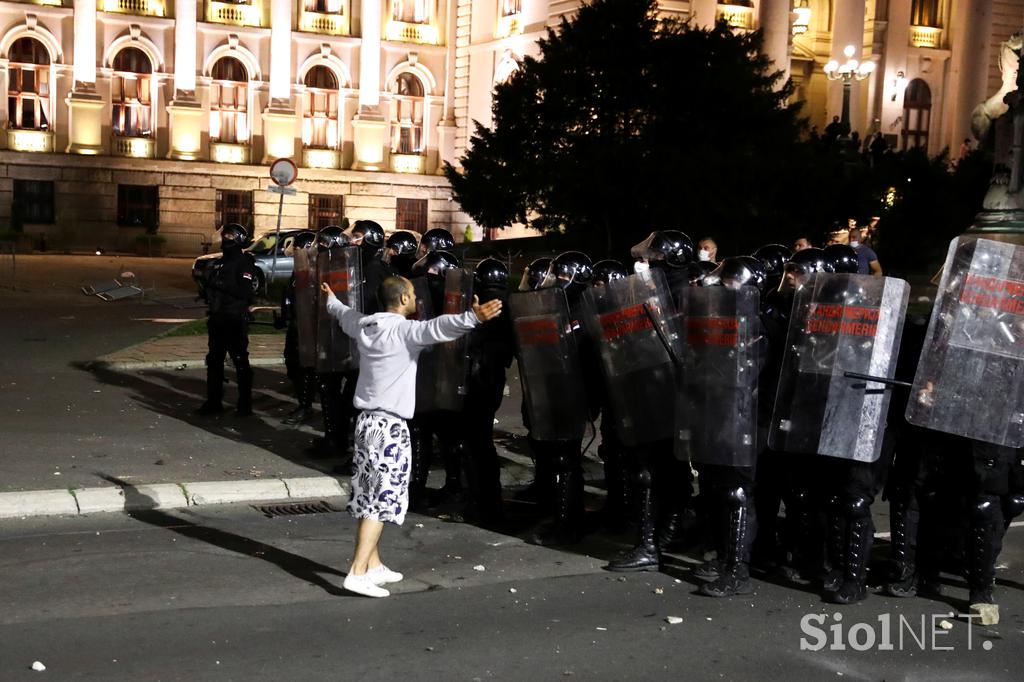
518 257 552 292
541 251 594 291
779 247 834 293
411 249 461 286
220 223 248 251
417 228 456 258
752 243 792 277
386 230 419 256
474 258 509 292
345 220 385 253
630 230 695 268
824 244 860 274
681 261 718 286
285 230 316 256
704 257 766 291
317 225 349 250
592 259 628 287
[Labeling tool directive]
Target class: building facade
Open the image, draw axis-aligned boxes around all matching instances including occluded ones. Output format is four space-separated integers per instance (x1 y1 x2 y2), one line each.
0 0 1017 251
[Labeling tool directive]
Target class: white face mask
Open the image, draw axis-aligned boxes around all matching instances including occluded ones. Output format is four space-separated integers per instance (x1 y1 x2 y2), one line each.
633 260 650 274
698 249 711 262
849 240 860 248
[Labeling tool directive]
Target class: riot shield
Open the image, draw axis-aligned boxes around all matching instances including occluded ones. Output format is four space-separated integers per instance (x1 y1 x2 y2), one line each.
676 286 761 467
293 246 318 368
433 268 474 412
906 237 1024 447
510 287 588 441
580 269 684 448
769 274 910 462
412 276 442 414
316 245 363 373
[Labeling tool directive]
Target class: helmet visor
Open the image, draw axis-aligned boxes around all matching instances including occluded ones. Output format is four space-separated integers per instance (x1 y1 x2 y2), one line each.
630 233 666 262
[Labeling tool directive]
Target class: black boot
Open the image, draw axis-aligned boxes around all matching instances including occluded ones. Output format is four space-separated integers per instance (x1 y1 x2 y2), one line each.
199 354 225 415
886 500 920 598
700 487 755 597
822 495 845 592
606 484 659 572
234 361 253 416
537 459 585 546
967 496 1003 606
283 404 314 425
829 496 873 605
409 422 432 511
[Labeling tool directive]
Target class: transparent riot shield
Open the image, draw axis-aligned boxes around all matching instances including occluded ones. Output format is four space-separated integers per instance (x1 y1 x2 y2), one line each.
580 269 684 448
906 237 1024 446
510 288 588 441
433 268 474 412
412 276 442 414
676 286 761 467
293 246 318 368
769 274 910 462
316 245 362 373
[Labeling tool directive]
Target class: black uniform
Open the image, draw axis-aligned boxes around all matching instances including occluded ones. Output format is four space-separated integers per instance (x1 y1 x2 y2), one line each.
200 248 259 414
280 273 317 419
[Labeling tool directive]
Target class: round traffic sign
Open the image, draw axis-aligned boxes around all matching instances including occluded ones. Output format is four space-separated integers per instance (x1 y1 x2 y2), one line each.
269 158 298 186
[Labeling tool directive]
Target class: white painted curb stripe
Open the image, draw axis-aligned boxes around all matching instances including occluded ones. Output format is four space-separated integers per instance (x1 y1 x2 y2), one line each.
0 477 350 520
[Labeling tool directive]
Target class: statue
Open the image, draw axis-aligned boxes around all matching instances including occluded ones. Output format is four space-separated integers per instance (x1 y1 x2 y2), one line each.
971 33 1022 144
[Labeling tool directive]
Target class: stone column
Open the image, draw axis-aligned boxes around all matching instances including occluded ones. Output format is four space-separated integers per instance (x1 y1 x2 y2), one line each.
690 0 717 28
827 0 867 134
950 0 994 148
167 0 203 159
353 0 388 170
759 0 791 85
435 0 458 174
263 0 298 161
67 0 103 154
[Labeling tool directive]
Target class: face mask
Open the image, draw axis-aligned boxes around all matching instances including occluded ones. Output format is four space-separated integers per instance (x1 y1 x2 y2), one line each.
633 261 650 274
849 240 860 248
698 250 711 262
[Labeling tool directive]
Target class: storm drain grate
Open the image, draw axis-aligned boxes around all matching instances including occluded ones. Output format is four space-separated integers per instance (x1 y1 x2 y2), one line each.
253 501 344 518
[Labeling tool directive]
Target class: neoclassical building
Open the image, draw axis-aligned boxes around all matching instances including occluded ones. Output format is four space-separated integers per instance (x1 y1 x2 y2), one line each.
0 0 1017 251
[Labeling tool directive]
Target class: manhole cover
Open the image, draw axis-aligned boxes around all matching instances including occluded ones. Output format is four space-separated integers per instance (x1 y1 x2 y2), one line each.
253 501 343 518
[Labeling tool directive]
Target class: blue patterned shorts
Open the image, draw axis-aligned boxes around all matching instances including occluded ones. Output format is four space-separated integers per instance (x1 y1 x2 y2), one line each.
348 410 412 525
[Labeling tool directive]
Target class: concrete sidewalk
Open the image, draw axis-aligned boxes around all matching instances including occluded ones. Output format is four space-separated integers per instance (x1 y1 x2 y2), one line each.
94 334 286 370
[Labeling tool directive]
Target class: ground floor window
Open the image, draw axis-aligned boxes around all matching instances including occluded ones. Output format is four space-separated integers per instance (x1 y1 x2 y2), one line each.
396 198 428 234
117 185 159 229
216 189 253 230
308 194 344 230
12 179 54 225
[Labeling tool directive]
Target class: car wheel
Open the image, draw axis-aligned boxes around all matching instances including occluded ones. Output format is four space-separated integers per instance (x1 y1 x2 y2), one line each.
252 269 266 294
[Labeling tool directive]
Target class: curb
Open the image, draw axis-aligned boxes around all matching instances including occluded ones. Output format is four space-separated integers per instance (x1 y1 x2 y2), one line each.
93 357 285 371
0 476 350 520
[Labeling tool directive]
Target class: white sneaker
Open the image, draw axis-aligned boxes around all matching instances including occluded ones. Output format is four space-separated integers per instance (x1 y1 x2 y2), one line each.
343 573 390 598
369 564 404 585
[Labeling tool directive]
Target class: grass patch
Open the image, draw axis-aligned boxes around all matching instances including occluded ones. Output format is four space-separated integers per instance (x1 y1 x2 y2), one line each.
164 312 286 337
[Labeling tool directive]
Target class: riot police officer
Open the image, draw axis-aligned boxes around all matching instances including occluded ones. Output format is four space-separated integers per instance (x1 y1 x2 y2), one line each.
279 230 318 425
198 223 259 416
416 227 456 259
386 230 419 278
459 258 516 525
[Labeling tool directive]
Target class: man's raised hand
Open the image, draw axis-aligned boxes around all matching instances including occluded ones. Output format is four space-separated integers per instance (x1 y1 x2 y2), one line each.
320 282 336 300
472 295 503 322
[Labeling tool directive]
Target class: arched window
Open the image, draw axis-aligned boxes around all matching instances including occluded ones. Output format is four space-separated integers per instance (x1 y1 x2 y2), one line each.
111 47 153 138
393 0 430 24
303 65 340 149
902 79 931 150
210 57 249 144
391 72 424 154
7 37 51 131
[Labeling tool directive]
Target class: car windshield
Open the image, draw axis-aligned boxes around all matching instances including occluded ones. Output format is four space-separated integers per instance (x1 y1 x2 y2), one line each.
247 234 278 255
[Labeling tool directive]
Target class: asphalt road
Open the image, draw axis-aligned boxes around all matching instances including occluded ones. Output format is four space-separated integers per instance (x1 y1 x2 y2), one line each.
1 506 1022 681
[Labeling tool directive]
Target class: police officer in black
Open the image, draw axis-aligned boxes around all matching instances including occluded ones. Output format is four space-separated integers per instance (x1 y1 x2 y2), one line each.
198 223 259 416
385 230 420 278
459 258 516 525
278 230 318 425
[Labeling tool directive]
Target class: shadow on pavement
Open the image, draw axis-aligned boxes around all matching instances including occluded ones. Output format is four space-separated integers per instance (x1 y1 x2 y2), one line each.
98 473 348 596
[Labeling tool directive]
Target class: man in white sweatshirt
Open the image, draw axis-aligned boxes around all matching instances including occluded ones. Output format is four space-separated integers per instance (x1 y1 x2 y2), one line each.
320 277 503 597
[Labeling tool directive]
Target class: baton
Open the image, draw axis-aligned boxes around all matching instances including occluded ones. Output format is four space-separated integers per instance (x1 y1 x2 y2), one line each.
842 371 912 388
643 303 683 370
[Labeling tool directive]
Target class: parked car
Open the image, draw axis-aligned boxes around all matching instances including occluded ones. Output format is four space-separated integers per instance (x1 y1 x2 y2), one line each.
192 229 307 295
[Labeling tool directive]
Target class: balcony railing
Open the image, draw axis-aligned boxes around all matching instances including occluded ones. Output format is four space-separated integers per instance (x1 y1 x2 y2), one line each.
113 136 156 159
303 147 341 170
7 129 54 153
385 20 439 45
495 13 522 39
300 9 349 35
102 0 166 17
390 153 426 174
210 141 251 164
207 1 263 28
717 4 755 30
909 25 942 49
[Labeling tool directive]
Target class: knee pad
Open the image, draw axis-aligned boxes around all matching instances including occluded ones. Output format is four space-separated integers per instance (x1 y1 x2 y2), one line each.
1003 493 1024 522
972 495 1001 525
724 486 749 510
844 495 872 520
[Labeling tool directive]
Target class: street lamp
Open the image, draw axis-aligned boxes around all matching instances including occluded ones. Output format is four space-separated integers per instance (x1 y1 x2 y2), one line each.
824 44 875 135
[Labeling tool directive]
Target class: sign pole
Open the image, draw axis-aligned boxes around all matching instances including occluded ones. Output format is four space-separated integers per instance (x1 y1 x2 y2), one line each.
268 189 285 295
266 158 298 296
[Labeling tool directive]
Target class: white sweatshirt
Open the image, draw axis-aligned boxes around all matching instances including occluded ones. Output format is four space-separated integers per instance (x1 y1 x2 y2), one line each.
325 295 479 419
